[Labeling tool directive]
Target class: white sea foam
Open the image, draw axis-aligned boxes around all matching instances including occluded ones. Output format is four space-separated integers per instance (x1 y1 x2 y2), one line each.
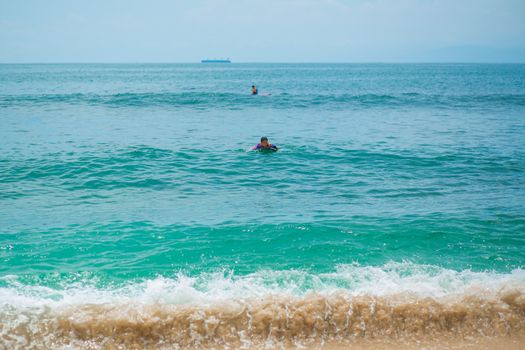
1 262 524 308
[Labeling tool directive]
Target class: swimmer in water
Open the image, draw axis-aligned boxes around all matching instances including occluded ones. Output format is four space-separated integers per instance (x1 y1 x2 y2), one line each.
252 136 278 151
251 85 258 95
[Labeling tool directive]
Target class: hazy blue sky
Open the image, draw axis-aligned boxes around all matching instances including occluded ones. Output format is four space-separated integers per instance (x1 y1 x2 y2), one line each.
1 0 524 63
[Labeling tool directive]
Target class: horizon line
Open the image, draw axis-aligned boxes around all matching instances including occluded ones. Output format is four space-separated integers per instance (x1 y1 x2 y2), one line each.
1 61 525 65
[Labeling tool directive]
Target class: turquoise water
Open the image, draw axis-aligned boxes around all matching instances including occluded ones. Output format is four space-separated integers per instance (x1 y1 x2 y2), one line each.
1 64 525 348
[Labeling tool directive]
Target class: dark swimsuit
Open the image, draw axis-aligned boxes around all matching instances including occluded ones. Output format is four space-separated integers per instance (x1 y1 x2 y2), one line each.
253 143 277 151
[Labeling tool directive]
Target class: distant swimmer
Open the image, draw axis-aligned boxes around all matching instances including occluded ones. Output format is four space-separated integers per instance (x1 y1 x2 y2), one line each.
252 136 278 151
251 85 258 95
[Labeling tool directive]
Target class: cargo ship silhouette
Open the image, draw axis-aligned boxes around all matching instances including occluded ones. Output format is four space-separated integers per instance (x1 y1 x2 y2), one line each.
201 58 231 63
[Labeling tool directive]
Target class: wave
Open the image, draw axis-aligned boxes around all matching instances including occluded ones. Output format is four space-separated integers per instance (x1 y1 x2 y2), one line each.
1 263 524 349
3 144 522 184
1 91 524 110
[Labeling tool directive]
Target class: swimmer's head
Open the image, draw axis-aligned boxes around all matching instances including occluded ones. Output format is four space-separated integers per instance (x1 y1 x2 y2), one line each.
260 136 269 147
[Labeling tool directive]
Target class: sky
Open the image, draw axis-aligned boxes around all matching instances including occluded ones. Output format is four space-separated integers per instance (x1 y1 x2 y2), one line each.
1 0 524 63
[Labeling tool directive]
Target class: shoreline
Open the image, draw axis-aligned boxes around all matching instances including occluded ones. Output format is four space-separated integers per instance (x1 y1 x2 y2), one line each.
2 290 524 349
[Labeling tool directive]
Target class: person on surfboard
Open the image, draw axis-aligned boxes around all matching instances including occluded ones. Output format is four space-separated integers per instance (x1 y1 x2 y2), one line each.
252 136 278 151
251 85 258 95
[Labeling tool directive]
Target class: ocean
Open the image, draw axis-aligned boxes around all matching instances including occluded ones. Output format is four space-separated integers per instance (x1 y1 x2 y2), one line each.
1 63 524 349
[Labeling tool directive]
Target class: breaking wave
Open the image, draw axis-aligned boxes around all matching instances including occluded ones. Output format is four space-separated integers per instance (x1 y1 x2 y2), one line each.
1 263 524 349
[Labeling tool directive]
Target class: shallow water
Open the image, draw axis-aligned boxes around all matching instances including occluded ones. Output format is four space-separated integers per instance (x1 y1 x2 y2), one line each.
1 63 525 348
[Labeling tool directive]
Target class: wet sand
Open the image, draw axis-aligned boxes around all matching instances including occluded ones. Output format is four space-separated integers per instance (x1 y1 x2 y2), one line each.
318 335 525 350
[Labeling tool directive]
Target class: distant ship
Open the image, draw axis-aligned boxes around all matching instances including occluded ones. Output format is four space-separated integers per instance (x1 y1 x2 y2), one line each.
201 59 231 63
